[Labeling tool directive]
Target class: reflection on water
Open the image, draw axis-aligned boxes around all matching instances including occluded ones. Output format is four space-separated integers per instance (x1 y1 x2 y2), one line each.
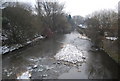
86 51 119 79
58 66 88 79
2 31 119 79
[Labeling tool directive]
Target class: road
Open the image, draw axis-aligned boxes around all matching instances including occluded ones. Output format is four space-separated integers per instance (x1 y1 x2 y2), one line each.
2 31 119 79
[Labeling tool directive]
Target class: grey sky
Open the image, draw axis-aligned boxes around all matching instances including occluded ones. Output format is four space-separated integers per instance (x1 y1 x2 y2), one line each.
58 0 119 17
5 0 119 17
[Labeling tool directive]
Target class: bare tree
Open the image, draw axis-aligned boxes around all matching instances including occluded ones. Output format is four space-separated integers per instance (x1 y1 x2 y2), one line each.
85 9 118 46
35 0 70 34
2 2 37 45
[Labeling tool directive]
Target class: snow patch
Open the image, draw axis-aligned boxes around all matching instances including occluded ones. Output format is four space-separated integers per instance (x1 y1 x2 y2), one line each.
0 35 8 40
78 24 87 29
0 46 9 54
54 44 84 64
1 44 23 54
1 35 44 54
79 34 90 40
17 71 31 79
33 35 44 41
106 37 118 41
27 41 32 44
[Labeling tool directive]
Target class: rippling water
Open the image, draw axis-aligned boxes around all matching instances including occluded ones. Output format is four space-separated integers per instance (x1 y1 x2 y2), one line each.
2 31 119 79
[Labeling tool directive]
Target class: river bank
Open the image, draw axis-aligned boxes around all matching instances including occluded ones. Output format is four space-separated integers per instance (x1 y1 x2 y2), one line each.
1 35 45 55
102 39 119 64
2 31 119 79
77 28 119 65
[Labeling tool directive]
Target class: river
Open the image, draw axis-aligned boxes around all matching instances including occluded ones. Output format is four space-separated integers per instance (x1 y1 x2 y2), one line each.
2 31 119 79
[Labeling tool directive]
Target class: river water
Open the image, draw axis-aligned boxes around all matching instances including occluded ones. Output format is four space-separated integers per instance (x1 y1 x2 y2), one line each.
2 31 119 79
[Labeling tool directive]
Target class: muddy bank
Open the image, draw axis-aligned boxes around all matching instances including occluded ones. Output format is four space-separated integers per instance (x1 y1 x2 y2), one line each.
102 39 119 64
77 28 119 65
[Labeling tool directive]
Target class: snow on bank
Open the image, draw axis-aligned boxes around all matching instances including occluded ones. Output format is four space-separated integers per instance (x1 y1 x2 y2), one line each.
106 37 118 41
78 24 87 29
0 35 8 40
1 35 44 54
0 46 9 54
0 44 23 54
54 44 85 64
27 35 44 44
79 34 90 40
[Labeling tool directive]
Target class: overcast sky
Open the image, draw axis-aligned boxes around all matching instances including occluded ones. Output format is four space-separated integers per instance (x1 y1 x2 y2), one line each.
6 0 119 17
58 0 119 17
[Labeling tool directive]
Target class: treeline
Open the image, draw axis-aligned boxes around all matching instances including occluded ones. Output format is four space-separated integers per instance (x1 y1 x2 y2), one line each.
2 1 72 46
85 9 118 46
84 9 119 63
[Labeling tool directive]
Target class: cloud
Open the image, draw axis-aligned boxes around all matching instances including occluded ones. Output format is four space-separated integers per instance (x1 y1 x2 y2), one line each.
59 0 119 16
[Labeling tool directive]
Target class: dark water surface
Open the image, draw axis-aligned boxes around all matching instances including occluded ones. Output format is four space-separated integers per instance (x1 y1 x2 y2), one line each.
2 31 119 79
